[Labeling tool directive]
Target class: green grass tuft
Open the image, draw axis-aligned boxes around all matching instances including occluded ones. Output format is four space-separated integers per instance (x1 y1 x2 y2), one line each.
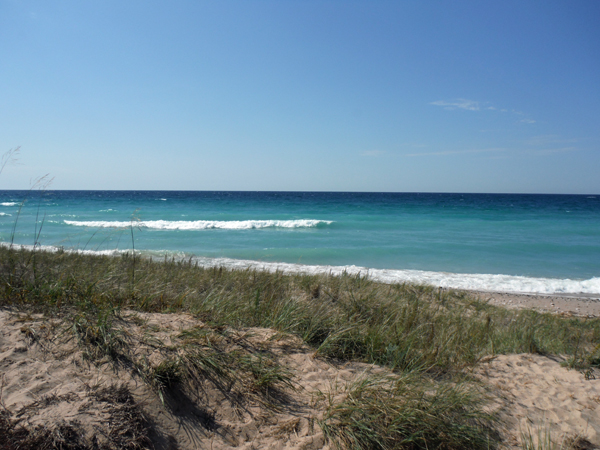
318 373 497 450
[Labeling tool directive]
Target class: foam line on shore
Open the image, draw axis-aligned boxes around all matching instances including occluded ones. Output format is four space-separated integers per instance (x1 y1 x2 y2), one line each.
3 243 598 296
187 256 600 296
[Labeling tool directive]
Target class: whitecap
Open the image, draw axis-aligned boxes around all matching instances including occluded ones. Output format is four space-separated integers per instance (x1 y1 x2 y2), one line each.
1 202 17 206
64 219 333 230
0 242 128 256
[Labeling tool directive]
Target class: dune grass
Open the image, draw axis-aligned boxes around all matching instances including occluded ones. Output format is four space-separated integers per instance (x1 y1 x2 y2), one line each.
136 323 296 409
1 245 600 449
2 246 598 372
318 373 496 450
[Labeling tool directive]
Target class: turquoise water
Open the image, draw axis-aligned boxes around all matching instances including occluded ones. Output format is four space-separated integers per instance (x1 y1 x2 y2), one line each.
0 191 599 294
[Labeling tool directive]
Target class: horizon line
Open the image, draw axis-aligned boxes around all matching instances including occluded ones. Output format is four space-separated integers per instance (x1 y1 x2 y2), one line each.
0 189 597 196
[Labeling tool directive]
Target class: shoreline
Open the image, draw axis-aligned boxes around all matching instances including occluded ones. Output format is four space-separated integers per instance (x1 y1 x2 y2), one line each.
3 243 599 298
3 242 600 311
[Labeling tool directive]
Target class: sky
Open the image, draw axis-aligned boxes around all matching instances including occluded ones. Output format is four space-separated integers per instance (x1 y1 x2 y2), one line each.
1 1 599 193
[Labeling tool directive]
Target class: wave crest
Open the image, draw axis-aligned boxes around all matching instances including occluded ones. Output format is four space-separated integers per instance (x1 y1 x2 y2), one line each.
64 219 333 230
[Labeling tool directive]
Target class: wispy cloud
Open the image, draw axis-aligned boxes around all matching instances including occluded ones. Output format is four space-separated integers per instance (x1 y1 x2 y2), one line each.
361 150 386 157
429 99 481 111
430 98 536 124
404 148 505 157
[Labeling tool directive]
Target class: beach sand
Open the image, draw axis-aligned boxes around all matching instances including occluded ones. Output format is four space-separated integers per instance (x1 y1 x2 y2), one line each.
469 290 600 318
1 292 600 449
475 353 600 449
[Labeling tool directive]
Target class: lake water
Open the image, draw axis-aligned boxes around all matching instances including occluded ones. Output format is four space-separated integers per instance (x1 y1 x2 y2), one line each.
1 191 598 295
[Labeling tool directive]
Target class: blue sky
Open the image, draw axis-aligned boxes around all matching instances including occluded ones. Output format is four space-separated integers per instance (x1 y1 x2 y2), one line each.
1 1 599 193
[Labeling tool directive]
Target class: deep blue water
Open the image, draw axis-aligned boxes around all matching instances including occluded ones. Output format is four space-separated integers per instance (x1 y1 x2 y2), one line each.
1 191 598 294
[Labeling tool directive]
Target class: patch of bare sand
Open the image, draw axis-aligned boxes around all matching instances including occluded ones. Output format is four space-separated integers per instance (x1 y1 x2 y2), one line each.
0 309 380 449
476 354 600 449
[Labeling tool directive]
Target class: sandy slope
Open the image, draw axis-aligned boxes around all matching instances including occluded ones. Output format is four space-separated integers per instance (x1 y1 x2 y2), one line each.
1 308 599 449
476 354 600 449
0 309 378 449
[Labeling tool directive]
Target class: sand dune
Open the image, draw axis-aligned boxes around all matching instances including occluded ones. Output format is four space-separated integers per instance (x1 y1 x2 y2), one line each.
1 307 599 449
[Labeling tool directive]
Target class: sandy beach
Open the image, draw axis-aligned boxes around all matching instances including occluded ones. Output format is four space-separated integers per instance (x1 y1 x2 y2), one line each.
470 290 600 318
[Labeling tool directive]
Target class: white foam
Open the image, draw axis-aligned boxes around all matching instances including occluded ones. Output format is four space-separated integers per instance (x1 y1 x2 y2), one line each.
1 202 17 206
0 212 11 216
0 242 127 256
1 243 597 296
64 219 333 230
188 256 600 296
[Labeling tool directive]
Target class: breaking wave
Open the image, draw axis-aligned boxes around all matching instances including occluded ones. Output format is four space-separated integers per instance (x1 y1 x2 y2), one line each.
186 256 600 296
1 243 598 295
64 219 333 230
